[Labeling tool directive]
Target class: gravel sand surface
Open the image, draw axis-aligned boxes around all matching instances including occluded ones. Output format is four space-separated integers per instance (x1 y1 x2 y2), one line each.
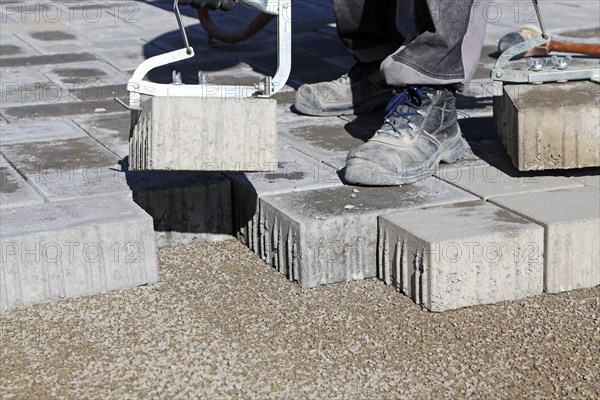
1 240 599 399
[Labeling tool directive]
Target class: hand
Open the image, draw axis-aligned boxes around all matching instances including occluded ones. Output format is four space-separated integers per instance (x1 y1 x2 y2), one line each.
179 0 236 11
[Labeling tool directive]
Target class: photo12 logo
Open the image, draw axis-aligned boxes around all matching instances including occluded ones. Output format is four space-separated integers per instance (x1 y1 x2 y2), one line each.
2 2 139 24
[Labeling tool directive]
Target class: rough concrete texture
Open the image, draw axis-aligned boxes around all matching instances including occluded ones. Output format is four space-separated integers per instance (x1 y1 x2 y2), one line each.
258 179 477 288
494 81 600 171
229 144 343 247
1 240 598 399
490 187 600 293
130 172 233 247
438 163 584 200
0 198 158 309
379 201 544 312
0 155 44 209
129 96 278 171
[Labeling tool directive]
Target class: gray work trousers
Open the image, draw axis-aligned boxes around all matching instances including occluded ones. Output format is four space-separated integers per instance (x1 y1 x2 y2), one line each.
333 0 489 86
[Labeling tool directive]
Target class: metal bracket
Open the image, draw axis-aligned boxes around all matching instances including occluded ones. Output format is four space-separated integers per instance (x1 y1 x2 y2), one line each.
125 0 291 107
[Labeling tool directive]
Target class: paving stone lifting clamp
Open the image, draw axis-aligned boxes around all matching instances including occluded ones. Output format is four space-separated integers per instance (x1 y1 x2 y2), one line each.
119 0 291 171
491 0 600 171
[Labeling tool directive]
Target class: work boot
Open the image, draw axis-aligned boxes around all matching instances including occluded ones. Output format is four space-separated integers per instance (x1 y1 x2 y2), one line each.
294 61 393 117
344 86 466 186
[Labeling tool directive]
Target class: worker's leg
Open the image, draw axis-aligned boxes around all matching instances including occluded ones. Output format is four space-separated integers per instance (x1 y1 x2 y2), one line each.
294 0 404 117
381 0 488 86
344 0 489 186
333 0 405 64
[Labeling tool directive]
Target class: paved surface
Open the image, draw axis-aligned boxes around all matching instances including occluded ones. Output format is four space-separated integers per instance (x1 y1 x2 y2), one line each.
1 0 599 309
1 240 599 399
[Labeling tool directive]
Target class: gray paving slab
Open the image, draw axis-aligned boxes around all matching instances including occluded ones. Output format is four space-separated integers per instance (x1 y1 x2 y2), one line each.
0 154 44 209
0 65 51 84
379 201 544 312
0 52 97 68
257 179 477 288
494 81 600 170
0 36 40 59
129 96 277 171
1 123 120 176
73 112 131 158
93 44 162 72
278 114 373 169
14 29 83 54
490 186 600 294
572 173 600 188
1 98 124 121
438 163 585 200
228 144 343 248
39 60 129 89
0 197 158 309
0 119 85 144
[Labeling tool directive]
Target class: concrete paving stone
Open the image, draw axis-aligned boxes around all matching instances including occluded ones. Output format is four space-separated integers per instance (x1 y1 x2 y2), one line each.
0 119 86 144
0 52 97 68
39 60 129 89
0 154 44 210
572 171 600 188
73 112 131 158
1 81 73 108
278 114 373 169
494 80 600 171
439 159 585 200
21 165 133 202
228 144 343 248
93 44 163 72
0 197 158 309
379 201 544 312
1 98 124 121
0 34 40 58
257 179 477 288
489 186 600 293
129 96 277 171
457 115 498 142
130 172 233 247
14 29 83 54
1 122 120 178
0 65 51 84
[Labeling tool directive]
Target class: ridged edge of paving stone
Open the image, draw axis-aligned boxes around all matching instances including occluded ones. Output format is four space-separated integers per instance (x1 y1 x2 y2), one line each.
0 199 158 309
377 201 546 311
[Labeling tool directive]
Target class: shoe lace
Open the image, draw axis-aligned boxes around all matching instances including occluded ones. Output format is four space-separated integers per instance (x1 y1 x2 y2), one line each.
379 86 429 138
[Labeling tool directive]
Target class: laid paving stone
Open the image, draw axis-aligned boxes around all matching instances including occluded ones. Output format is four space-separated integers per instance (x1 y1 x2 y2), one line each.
228 145 343 249
379 201 544 312
0 35 40 58
1 98 124 121
0 197 158 309
572 172 600 188
15 30 85 54
0 65 51 84
39 60 129 88
0 155 44 209
490 187 600 293
437 161 584 200
22 165 132 202
1 129 119 176
130 172 233 247
257 179 477 288
94 44 162 72
278 114 373 169
0 119 85 144
0 52 97 68
73 112 131 158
